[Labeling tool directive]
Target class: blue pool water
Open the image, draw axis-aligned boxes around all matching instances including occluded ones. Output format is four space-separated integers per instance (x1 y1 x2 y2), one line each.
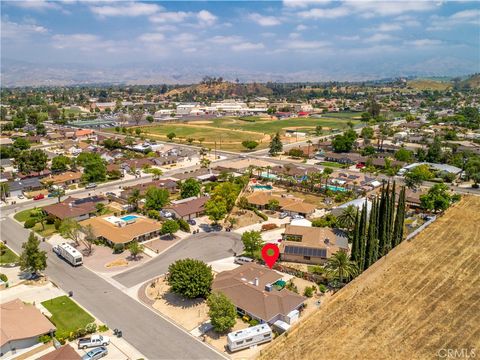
324 185 347 192
121 215 139 221
252 185 273 190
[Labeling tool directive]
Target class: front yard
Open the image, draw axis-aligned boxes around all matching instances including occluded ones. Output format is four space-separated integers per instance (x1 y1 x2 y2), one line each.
41 295 95 337
0 245 19 264
14 209 57 237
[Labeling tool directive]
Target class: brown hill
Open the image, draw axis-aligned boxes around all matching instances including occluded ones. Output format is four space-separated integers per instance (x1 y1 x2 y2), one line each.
457 74 480 89
165 82 272 98
407 79 451 91
258 196 480 360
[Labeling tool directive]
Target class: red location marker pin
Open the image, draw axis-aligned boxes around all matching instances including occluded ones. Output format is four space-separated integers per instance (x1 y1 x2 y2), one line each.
261 243 280 269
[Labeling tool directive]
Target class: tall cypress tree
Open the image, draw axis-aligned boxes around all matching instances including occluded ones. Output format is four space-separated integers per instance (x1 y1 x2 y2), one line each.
358 201 368 270
351 209 361 264
387 181 396 251
393 186 406 247
364 197 377 270
377 184 387 256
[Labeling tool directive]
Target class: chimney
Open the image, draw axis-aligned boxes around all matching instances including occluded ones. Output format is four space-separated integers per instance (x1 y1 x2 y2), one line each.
253 277 259 286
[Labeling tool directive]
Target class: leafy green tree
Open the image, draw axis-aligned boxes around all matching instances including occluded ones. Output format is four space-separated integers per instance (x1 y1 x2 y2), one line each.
128 188 141 211
77 153 106 183
426 137 443 163
16 149 48 173
0 182 9 202
311 214 337 228
59 218 82 246
30 208 47 231
167 258 213 299
13 137 31 150
146 115 154 123
207 292 237 333
360 126 374 142
332 129 357 153
128 240 145 260
420 183 454 213
268 132 283 156
325 251 359 284
51 155 71 173
145 187 169 210
404 164 433 189
19 232 47 276
180 178 201 199
394 148 413 162
315 125 323 135
465 157 480 186
267 199 279 211
205 200 227 224
81 224 96 255
241 231 264 257
161 219 180 237
167 132 176 141
241 140 259 151
337 205 357 232
210 182 240 211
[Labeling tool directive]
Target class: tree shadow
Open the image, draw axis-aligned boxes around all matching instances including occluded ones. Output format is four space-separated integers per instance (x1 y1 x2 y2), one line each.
161 291 205 310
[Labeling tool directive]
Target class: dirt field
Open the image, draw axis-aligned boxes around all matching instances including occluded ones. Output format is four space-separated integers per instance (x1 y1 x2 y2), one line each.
258 196 480 360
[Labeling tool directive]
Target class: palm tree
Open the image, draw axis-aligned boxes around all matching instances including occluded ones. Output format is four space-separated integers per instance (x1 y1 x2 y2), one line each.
337 205 357 232
325 251 359 284
30 208 47 231
322 167 333 192
306 139 312 157
128 189 141 211
0 182 9 202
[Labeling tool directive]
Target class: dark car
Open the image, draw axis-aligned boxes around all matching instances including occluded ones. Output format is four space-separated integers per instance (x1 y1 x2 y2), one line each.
187 219 196 226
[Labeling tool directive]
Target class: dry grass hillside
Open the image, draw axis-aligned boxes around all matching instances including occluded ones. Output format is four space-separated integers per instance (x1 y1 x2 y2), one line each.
407 79 452 91
259 196 480 360
165 82 272 98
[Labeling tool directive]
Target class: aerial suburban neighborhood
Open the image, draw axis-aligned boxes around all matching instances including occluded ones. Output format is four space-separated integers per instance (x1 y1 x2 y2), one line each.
0 1 479 360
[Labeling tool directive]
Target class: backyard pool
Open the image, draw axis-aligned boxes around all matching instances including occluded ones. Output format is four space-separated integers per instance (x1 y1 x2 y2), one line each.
252 185 273 190
121 215 139 222
323 185 347 192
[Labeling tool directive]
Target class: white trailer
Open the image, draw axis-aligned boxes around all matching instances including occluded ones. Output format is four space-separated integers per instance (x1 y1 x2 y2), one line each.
227 324 273 352
54 243 83 266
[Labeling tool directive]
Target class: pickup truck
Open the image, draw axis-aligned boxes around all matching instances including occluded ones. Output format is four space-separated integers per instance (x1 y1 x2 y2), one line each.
78 335 110 350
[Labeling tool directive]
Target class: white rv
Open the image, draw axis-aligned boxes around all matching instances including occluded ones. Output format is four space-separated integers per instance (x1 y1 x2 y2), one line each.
54 243 83 266
227 324 273 352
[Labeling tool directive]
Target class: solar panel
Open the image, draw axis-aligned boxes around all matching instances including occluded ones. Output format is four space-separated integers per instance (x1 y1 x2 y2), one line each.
284 246 327 258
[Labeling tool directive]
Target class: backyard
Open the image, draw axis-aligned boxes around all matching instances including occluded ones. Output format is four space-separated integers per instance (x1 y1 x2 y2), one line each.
41 295 95 336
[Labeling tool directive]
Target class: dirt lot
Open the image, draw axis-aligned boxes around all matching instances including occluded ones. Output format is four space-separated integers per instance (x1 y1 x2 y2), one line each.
258 196 480 360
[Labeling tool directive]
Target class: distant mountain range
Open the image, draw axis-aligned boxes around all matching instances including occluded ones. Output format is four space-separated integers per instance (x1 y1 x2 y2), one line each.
1 57 478 87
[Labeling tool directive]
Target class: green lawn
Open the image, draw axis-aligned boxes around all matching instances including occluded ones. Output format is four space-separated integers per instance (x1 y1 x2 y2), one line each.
14 209 34 222
14 209 58 238
316 161 348 168
0 246 19 264
42 296 95 335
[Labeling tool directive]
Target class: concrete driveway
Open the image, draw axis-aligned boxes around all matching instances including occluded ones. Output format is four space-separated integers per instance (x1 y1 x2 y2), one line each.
113 232 243 288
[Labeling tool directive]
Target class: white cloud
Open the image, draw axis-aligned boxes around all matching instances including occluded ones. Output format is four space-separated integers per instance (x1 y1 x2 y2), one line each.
298 6 350 19
153 25 177 32
375 23 402 32
283 0 331 9
428 9 480 31
248 13 281 26
51 33 102 50
404 39 443 47
364 33 394 43
197 10 217 27
9 0 62 11
284 40 330 50
210 35 243 44
138 32 165 43
289 32 301 39
261 32 276 38
1 19 48 39
231 42 265 51
296 24 308 31
149 11 191 23
90 2 161 18
337 35 361 41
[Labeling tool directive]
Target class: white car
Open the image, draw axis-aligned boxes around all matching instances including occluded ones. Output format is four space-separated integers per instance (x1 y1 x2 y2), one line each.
18 194 25 199
292 214 305 220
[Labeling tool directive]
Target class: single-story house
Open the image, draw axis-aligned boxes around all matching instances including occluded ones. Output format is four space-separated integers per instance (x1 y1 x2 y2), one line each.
43 195 107 221
79 214 162 245
212 263 306 326
120 179 178 199
164 196 209 220
7 177 43 197
323 152 366 165
279 225 349 265
37 344 81 360
171 169 219 182
41 171 82 187
246 192 316 217
0 298 56 358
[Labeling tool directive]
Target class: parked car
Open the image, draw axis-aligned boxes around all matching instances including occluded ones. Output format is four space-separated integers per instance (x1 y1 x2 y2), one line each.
187 219 196 226
234 256 254 265
279 212 289 219
105 192 116 197
17 194 24 199
33 194 44 200
78 335 110 350
292 214 305 220
82 347 108 360
85 183 97 189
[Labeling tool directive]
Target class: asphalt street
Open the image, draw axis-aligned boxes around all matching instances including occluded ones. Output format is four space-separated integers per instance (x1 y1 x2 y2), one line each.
113 232 244 288
0 217 224 360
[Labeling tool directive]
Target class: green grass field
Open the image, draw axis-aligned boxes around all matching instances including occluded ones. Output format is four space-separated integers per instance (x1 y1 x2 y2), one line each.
42 296 95 336
0 246 19 264
14 209 57 237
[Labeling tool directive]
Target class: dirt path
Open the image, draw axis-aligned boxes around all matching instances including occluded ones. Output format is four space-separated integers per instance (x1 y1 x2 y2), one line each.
258 196 480 360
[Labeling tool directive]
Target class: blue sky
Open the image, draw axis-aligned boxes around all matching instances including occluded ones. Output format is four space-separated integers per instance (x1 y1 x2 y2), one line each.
1 1 479 80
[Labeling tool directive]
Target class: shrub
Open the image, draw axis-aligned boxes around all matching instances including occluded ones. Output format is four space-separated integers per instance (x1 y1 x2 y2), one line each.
261 223 278 232
318 284 327 293
38 334 52 344
249 319 259 327
0 273 7 282
24 218 37 229
54 219 62 230
45 215 56 225
177 219 190 232
98 324 109 332
303 286 315 298
252 208 268 221
285 280 298 294
147 209 160 220
113 243 124 254
74 327 87 338
85 323 97 334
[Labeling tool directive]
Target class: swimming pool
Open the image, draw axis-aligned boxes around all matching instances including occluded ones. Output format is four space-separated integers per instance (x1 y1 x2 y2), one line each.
323 185 347 192
252 185 273 190
121 215 139 222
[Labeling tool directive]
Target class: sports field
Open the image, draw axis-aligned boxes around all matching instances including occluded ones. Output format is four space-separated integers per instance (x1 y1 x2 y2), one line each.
259 196 480 360
139 116 358 152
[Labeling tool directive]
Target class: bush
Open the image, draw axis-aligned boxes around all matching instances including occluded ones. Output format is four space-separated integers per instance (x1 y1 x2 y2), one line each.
147 209 160 220
113 243 124 254
98 324 109 332
285 280 298 294
45 215 56 225
167 258 213 299
249 319 259 327
318 284 327 293
54 219 62 230
0 273 7 282
24 218 37 229
177 219 190 232
85 323 97 334
261 223 278 232
303 286 315 298
252 208 268 221
38 334 52 344
74 327 87 338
